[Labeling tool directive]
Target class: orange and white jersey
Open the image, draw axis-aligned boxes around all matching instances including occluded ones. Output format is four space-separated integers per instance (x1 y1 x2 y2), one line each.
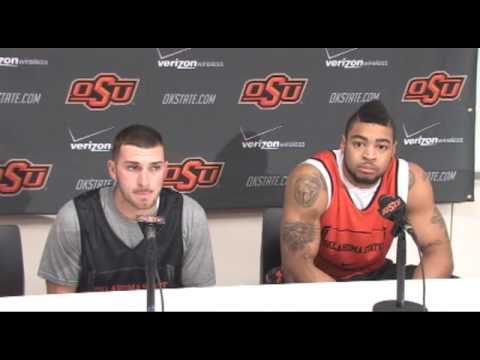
304 149 409 280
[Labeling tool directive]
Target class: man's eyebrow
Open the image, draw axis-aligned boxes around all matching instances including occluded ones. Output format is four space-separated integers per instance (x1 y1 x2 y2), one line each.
350 135 392 144
350 135 368 141
122 161 164 165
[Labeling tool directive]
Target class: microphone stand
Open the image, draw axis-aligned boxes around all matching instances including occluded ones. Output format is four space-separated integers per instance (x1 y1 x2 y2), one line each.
137 216 165 312
373 223 427 312
144 223 157 312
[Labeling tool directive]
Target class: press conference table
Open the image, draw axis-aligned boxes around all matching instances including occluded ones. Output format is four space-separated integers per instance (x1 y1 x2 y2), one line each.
1 279 479 311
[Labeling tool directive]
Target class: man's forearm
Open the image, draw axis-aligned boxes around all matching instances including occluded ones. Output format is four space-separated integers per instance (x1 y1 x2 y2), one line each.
414 247 453 279
284 264 336 283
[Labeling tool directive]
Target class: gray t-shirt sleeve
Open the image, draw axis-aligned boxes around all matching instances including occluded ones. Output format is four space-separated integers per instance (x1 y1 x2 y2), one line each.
37 200 82 288
181 195 216 287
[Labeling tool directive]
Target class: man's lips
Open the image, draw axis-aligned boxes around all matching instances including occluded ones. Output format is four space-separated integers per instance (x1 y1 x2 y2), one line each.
358 165 377 173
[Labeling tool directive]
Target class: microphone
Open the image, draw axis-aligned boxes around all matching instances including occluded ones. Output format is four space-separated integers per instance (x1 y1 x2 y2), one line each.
137 215 166 312
378 195 407 237
373 195 426 312
137 215 166 240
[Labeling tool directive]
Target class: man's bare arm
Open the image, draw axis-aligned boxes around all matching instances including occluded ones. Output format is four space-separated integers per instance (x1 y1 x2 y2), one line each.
406 163 454 278
281 163 335 282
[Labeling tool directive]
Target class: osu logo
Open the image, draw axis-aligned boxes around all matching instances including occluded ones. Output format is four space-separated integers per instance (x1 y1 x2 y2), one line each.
164 158 224 193
0 159 52 196
402 71 467 107
239 73 308 110
381 199 402 218
66 73 139 110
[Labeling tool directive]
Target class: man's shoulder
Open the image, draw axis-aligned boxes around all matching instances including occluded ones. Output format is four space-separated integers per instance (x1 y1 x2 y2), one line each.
58 188 110 226
53 199 80 231
405 161 435 208
57 199 77 218
406 161 426 174
312 148 335 156
404 161 429 189
74 187 104 203
302 149 338 170
181 194 207 217
292 150 336 183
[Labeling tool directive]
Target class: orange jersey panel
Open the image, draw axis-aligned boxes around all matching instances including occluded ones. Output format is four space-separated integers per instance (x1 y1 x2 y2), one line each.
311 151 398 280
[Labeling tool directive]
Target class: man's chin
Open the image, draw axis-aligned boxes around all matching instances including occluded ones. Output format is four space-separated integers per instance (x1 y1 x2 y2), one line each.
130 199 156 210
138 203 155 210
353 175 380 186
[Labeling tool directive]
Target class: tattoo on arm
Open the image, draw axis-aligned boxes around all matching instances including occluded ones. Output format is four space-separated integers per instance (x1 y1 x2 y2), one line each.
422 169 429 182
407 224 444 252
409 169 415 190
420 239 444 252
282 222 318 253
409 167 430 191
294 175 324 208
431 206 449 240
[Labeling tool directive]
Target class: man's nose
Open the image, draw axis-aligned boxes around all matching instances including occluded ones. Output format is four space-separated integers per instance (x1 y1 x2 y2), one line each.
138 169 149 187
363 145 377 160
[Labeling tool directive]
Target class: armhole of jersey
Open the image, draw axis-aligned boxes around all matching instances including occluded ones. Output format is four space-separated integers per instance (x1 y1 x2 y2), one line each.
302 159 332 209
397 159 409 205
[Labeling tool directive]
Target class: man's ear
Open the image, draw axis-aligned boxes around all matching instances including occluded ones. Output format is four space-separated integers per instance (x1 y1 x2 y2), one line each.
340 135 346 151
107 160 117 182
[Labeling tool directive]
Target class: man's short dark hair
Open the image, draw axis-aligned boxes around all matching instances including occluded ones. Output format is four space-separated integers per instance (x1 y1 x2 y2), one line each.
112 124 164 159
344 100 396 141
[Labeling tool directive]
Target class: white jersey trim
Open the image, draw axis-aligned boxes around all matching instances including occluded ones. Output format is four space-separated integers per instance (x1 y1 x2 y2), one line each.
397 159 409 205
